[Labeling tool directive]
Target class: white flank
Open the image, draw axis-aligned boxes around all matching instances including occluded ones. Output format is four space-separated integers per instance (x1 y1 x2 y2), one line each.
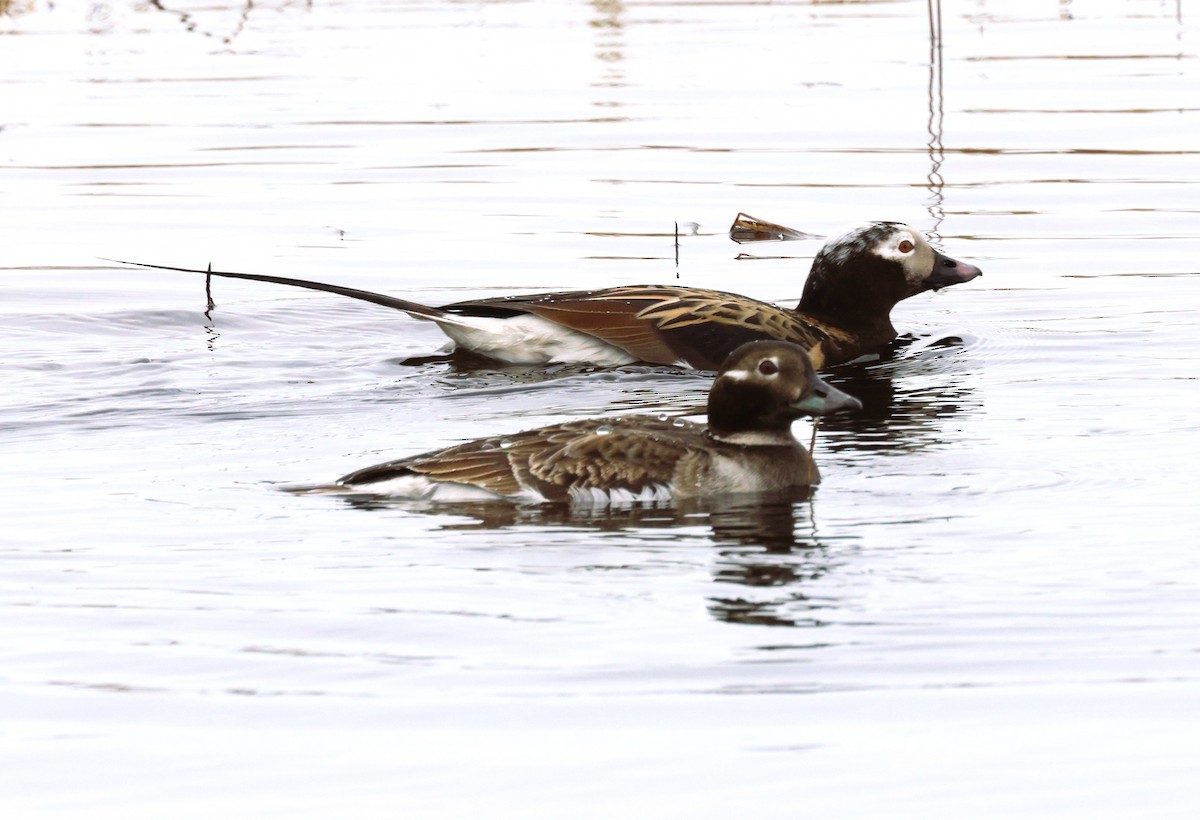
342 474 510 501
433 313 638 366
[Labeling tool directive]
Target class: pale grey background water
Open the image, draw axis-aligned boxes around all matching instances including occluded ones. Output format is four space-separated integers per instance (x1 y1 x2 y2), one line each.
2 1 1199 817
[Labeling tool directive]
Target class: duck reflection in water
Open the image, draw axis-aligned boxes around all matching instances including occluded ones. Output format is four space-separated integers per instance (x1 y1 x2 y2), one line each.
341 488 802 544
339 491 840 629
817 329 982 456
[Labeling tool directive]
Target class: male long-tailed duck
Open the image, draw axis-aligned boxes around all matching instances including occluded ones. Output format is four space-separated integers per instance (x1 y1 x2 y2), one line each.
117 221 980 369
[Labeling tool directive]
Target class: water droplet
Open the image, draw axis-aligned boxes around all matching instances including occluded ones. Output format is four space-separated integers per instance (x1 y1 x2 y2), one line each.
595 424 613 436
672 418 687 427
657 413 669 421
499 438 514 449
480 442 495 451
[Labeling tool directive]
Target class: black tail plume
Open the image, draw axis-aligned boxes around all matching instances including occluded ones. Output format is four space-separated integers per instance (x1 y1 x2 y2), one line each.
101 258 445 319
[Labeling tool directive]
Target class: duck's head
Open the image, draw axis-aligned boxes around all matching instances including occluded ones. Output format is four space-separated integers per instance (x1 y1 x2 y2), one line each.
798 222 982 329
707 340 862 442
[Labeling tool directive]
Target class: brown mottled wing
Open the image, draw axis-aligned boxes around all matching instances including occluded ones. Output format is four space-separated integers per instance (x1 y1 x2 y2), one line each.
444 286 851 369
632 290 851 369
523 417 704 497
337 417 705 500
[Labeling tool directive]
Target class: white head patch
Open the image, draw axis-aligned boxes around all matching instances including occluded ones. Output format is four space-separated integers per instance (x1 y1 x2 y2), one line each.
819 222 933 287
819 223 882 269
818 223 929 280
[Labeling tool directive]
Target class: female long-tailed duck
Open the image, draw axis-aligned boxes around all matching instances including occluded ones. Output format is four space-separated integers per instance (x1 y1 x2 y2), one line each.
302 341 861 503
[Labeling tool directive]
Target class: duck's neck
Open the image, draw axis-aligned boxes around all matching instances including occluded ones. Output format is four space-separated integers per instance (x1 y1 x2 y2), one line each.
797 259 900 345
708 428 800 448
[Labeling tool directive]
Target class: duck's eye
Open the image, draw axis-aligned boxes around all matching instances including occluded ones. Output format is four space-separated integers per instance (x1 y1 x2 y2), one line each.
758 359 779 376
898 239 914 253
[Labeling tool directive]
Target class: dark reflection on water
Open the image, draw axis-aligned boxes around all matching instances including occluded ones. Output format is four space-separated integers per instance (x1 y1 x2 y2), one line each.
708 557 831 629
708 506 836 628
399 357 701 393
335 490 852 628
338 491 811 548
818 333 981 454
392 330 980 420
387 356 714 417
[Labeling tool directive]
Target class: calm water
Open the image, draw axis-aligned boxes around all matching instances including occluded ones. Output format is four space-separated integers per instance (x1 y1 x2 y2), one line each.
3 0 1199 816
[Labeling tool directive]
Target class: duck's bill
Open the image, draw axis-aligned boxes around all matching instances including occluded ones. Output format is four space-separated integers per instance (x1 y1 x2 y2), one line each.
925 251 983 291
792 376 863 417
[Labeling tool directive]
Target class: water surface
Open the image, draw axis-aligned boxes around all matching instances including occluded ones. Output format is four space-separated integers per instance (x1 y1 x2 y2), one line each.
2 1 1199 817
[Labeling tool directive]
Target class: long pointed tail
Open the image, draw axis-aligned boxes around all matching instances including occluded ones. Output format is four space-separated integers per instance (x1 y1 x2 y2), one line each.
103 258 446 320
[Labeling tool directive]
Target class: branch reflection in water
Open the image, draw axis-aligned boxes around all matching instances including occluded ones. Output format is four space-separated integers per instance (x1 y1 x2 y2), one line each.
925 0 947 240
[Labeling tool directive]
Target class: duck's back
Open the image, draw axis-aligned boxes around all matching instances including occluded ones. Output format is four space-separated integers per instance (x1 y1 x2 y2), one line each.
339 415 710 503
442 285 851 369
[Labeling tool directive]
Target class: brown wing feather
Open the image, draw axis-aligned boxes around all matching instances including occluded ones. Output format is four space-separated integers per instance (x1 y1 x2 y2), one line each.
404 450 525 496
525 418 703 495
447 286 855 369
339 439 525 496
338 416 706 500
